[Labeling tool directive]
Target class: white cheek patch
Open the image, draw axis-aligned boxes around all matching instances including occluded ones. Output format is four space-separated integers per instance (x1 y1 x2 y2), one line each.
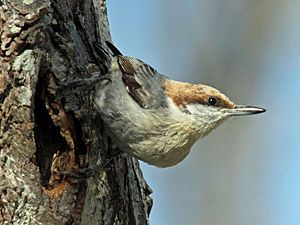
185 104 227 124
185 104 210 116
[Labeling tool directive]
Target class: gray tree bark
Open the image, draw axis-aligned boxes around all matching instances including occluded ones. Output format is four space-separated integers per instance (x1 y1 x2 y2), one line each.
0 0 152 224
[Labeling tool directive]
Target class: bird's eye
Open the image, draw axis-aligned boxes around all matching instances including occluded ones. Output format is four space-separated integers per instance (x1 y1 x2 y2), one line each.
208 97 218 106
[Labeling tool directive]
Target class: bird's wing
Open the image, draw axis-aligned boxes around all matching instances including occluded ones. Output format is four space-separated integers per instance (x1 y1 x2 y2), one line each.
117 55 168 109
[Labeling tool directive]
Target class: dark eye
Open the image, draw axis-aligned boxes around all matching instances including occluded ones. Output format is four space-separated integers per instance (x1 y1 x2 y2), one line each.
208 97 218 106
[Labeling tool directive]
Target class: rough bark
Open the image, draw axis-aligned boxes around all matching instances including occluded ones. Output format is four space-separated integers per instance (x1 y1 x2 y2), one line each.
0 0 152 224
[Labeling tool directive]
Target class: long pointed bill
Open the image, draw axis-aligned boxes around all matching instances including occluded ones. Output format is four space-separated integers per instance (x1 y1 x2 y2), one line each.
227 105 266 116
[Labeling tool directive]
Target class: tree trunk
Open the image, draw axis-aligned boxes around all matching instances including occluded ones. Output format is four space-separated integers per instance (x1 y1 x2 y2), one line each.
0 0 152 224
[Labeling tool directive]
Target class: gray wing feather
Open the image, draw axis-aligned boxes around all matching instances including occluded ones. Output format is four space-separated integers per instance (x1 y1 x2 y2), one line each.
118 56 168 109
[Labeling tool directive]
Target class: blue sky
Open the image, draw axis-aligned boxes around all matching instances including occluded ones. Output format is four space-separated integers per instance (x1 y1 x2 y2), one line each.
107 1 300 225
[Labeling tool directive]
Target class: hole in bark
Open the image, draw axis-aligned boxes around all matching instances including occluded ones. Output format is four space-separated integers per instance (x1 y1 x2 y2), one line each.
34 79 68 187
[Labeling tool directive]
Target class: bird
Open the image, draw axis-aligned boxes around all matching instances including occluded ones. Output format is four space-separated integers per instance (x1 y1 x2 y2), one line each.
93 42 266 168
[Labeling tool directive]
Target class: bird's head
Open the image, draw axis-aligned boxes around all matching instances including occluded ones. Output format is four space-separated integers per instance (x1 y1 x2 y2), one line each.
164 80 266 137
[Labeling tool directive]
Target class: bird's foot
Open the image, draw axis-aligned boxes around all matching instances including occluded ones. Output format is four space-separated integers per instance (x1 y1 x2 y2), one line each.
58 74 111 88
60 152 124 183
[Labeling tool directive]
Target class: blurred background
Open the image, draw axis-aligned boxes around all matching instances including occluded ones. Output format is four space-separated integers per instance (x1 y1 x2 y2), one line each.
107 1 300 225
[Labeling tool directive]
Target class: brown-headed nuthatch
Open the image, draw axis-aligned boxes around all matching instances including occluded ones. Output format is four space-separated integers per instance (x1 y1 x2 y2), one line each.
94 42 266 167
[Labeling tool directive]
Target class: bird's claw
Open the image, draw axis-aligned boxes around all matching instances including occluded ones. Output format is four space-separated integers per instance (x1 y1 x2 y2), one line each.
59 167 100 183
57 74 111 88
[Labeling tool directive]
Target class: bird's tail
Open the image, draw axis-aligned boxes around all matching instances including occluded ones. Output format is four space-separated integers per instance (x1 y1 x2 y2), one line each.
105 41 123 56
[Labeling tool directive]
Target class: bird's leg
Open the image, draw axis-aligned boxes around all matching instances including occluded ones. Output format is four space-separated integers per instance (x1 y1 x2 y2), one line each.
60 151 124 183
58 73 111 89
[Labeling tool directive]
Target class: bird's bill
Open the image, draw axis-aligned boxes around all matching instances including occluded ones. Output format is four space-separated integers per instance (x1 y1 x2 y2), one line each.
227 105 266 116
